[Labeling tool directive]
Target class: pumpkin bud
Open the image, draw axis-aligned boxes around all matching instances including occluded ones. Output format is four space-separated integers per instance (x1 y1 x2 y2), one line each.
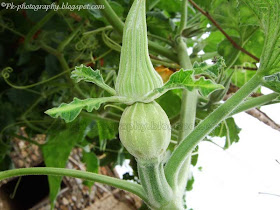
119 101 171 160
115 0 163 99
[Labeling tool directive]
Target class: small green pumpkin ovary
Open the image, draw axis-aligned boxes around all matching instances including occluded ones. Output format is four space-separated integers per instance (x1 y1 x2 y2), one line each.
119 101 171 160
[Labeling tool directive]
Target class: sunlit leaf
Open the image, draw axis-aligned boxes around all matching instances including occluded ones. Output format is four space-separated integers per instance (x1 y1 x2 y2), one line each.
156 69 224 97
45 96 125 123
193 57 226 79
71 65 116 95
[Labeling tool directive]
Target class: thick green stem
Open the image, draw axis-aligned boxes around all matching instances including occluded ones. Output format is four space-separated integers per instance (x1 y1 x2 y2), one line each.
165 71 264 180
230 92 279 116
94 0 178 62
94 0 124 35
0 167 147 203
167 0 197 199
137 159 173 209
178 0 188 35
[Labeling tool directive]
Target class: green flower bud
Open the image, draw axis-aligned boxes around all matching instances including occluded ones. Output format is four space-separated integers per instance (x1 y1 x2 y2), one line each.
115 0 163 99
119 101 171 160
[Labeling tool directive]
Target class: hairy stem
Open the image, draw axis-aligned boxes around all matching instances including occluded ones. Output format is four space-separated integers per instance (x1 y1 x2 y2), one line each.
165 70 264 182
167 0 197 201
0 167 147 202
137 159 173 209
230 93 279 116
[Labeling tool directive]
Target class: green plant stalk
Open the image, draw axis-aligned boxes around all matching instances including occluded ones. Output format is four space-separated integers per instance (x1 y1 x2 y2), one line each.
40 42 61 57
83 25 113 35
151 59 180 69
230 92 279 116
137 159 173 209
170 92 279 127
94 0 124 35
165 71 264 181
0 167 147 203
177 0 188 35
177 39 197 143
168 0 197 198
80 112 119 123
148 33 173 46
94 0 178 62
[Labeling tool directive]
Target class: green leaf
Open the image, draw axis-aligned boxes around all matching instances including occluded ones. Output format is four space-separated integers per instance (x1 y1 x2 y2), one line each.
263 72 280 93
97 120 119 151
82 151 99 188
186 174 195 191
0 155 13 171
42 118 91 208
155 0 181 13
71 65 116 95
193 0 214 10
191 146 199 167
156 91 181 118
240 0 280 73
156 69 224 97
193 57 226 79
217 37 240 66
203 31 224 53
212 0 239 31
45 96 124 123
210 117 241 149
231 69 257 88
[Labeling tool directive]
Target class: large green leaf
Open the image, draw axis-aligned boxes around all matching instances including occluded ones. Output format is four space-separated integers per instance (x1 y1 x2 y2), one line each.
45 96 125 123
156 91 181 119
231 69 257 88
262 72 280 93
82 150 99 189
203 31 225 53
209 0 261 66
42 118 91 208
71 65 116 95
240 0 280 73
212 0 239 31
